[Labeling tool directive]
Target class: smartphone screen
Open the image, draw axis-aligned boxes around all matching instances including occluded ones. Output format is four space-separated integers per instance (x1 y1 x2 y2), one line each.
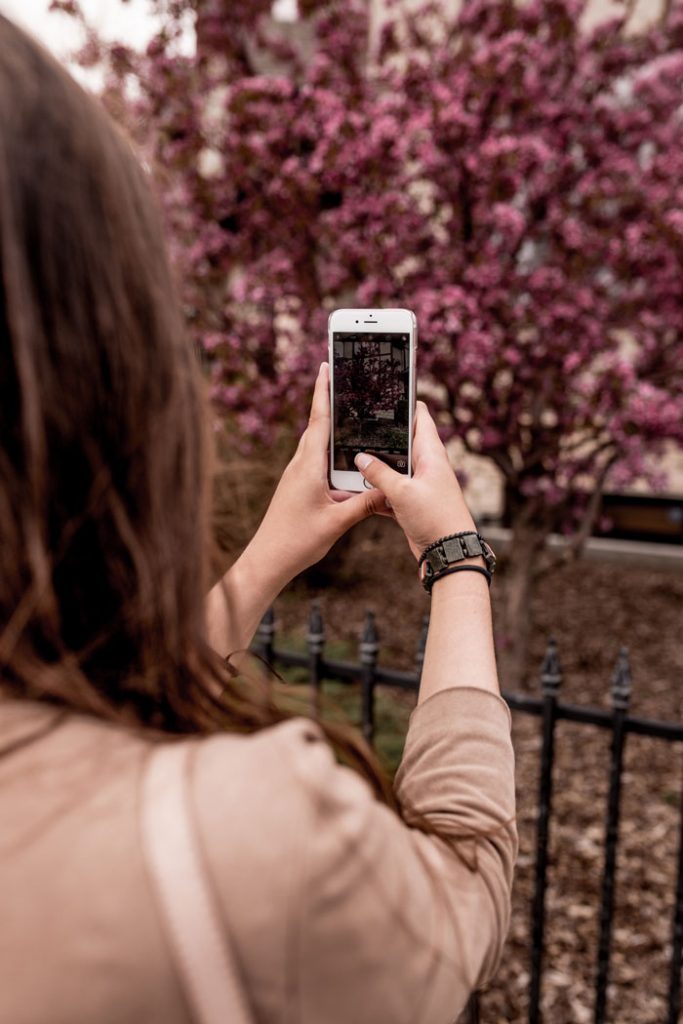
332 331 411 473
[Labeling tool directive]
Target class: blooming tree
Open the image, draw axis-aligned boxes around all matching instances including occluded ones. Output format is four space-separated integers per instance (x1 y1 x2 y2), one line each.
334 344 404 424
371 0 683 683
51 0 683 685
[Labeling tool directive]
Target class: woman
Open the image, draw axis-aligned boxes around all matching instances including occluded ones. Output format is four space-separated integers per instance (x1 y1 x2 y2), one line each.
0 15 517 1024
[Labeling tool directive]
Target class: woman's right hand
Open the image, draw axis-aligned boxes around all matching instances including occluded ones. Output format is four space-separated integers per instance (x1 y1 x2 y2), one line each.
354 401 478 562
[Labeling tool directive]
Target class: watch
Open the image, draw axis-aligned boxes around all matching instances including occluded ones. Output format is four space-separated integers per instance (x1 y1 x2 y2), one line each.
418 532 497 587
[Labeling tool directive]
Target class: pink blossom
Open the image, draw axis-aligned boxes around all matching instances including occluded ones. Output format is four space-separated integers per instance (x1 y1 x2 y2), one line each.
58 0 683 530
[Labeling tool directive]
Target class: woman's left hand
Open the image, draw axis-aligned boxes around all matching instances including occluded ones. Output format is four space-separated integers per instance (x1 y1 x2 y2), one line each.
206 362 389 658
247 361 389 588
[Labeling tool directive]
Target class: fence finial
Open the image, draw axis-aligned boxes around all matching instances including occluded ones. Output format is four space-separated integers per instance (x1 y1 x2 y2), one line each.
540 636 563 696
611 646 632 711
307 598 325 656
414 612 430 675
359 609 379 665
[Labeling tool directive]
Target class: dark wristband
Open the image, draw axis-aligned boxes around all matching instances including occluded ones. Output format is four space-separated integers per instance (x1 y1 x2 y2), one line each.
424 564 492 594
418 530 497 589
418 530 485 568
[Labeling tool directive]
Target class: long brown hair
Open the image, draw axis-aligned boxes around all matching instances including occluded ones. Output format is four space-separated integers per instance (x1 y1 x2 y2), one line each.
0 14 397 798
0 18 509 908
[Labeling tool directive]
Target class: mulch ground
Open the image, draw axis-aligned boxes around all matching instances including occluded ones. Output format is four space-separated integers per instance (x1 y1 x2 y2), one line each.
270 514 683 1024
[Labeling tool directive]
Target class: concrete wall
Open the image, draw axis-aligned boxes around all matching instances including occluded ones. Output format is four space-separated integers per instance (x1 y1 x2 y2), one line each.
370 0 666 37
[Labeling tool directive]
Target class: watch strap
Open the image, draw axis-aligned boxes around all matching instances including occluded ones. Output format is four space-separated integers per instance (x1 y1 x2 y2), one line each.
418 531 496 587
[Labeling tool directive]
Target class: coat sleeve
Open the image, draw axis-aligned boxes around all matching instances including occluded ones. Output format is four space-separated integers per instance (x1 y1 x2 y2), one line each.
286 686 518 1024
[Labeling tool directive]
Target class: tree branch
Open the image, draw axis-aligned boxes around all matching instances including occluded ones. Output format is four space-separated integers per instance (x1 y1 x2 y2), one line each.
533 450 619 581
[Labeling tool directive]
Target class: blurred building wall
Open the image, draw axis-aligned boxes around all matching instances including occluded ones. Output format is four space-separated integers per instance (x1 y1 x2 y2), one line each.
369 0 666 39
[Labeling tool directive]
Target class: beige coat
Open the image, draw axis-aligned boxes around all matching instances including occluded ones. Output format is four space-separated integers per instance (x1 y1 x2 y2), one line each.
0 685 517 1024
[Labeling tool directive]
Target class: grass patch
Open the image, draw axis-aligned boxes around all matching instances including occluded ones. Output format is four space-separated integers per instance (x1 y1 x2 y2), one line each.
262 634 414 778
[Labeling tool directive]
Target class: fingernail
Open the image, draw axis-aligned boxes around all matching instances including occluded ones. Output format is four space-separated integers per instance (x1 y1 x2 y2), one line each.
355 453 372 470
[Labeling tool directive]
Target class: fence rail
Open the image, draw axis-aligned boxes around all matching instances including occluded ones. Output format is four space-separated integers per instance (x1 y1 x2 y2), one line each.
251 601 683 1024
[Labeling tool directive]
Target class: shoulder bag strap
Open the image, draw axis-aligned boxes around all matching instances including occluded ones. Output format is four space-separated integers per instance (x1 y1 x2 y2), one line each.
140 741 256 1024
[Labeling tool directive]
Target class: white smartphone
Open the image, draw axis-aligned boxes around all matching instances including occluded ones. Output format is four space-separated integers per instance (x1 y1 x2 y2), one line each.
328 307 417 492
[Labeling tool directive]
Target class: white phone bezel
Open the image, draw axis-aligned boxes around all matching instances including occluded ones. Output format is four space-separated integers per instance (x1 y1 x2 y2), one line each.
328 308 417 492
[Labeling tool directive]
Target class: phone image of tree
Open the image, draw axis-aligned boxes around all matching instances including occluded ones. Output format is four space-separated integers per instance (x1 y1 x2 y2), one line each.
333 334 409 469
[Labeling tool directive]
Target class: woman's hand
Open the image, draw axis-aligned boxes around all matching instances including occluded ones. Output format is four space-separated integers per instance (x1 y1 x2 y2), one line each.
248 361 389 587
206 363 387 657
354 401 478 561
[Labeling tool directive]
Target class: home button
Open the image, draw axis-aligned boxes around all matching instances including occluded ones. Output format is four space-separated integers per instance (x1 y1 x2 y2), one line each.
363 478 374 489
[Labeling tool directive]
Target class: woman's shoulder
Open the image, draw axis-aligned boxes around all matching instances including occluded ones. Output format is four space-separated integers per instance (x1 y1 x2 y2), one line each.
186 716 385 1023
189 714 377 853
187 704 513 1024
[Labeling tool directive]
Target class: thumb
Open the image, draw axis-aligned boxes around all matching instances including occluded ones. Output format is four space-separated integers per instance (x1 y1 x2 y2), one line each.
354 452 403 500
333 483 389 531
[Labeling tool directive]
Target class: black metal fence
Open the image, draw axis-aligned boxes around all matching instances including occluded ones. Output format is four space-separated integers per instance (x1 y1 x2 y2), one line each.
251 601 683 1024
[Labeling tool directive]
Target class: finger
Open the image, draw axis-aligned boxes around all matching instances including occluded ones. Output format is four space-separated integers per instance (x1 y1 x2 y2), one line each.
329 489 356 503
332 483 391 530
303 361 330 452
330 487 394 516
353 452 404 501
411 400 446 470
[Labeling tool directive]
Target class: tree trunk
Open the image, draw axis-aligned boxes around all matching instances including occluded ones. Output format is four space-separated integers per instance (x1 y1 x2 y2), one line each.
495 510 547 692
